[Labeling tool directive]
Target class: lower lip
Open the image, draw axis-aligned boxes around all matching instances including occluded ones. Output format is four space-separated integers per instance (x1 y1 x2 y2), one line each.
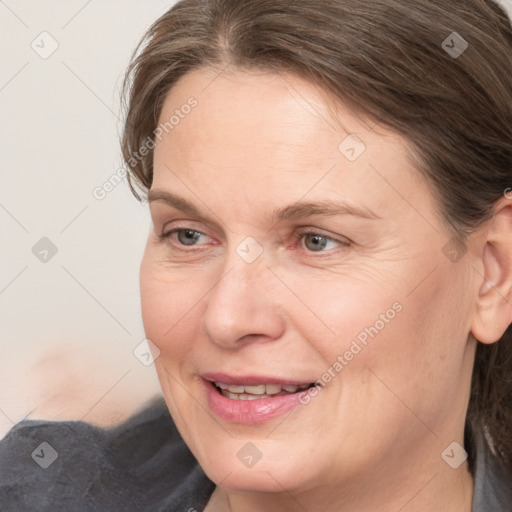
203 380 303 424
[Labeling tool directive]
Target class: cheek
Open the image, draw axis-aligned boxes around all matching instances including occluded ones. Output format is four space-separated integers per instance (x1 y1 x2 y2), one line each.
281 269 404 364
340 263 471 426
288 261 467 401
139 256 205 361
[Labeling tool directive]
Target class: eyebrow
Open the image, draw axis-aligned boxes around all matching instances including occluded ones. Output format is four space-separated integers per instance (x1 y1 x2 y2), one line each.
147 189 382 224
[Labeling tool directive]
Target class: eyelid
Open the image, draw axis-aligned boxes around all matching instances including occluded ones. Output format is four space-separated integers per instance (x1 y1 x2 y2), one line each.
295 227 352 248
160 219 212 236
149 203 224 235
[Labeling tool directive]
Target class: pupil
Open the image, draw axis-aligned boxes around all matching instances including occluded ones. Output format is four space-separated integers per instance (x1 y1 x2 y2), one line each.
306 234 327 251
179 229 200 245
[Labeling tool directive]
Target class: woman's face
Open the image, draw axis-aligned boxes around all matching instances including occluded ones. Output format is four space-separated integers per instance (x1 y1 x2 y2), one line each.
140 68 477 496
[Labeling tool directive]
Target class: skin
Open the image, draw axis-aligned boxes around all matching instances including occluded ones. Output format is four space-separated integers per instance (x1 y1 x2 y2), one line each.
140 67 512 512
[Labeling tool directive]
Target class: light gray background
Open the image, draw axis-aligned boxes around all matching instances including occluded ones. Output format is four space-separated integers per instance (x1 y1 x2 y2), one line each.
1 0 511 438
1 0 175 437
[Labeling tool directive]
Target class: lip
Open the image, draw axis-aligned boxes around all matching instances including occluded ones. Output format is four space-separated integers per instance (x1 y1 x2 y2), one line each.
201 372 313 387
201 373 313 424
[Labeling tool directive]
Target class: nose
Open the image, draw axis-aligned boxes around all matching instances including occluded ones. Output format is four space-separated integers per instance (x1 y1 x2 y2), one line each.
201 258 286 349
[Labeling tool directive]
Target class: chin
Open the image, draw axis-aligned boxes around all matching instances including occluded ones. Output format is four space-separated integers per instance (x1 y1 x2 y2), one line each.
192 435 321 494
203 462 301 493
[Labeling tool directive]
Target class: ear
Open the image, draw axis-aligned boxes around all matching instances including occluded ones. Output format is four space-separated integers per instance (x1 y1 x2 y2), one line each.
470 196 512 344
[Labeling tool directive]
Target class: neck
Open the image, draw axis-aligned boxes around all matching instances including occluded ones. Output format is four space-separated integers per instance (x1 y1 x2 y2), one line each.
205 446 474 512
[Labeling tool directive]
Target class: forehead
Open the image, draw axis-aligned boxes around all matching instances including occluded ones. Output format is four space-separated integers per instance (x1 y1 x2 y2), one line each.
152 67 433 224
157 68 343 165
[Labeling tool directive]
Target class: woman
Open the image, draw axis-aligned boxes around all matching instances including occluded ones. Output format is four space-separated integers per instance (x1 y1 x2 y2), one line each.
1 0 511 510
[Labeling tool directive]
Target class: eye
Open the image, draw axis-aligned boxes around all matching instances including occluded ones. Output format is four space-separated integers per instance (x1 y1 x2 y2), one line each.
157 226 350 254
298 229 350 253
158 228 210 247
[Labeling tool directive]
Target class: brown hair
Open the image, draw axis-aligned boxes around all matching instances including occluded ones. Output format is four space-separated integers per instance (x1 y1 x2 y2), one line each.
120 0 512 467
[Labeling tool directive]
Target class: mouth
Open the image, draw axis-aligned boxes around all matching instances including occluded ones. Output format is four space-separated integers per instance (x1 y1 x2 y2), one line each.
201 373 319 424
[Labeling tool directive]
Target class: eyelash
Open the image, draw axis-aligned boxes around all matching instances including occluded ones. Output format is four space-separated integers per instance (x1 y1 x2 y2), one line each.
157 227 351 255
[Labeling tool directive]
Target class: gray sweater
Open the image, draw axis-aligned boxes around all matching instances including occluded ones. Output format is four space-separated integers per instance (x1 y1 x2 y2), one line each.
0 398 510 511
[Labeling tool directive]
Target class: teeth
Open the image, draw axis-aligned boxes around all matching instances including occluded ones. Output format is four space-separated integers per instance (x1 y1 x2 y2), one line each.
224 392 276 400
245 394 262 400
227 385 245 393
244 384 266 394
265 384 282 395
214 381 312 399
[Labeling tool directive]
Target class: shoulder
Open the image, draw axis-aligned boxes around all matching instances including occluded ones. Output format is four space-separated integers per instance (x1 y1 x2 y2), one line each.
0 397 214 512
471 424 512 512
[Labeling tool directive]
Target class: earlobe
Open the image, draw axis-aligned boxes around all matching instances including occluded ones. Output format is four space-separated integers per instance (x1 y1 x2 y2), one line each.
470 198 512 345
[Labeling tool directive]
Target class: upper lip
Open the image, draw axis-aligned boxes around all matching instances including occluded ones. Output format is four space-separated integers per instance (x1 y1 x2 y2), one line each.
201 372 315 386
